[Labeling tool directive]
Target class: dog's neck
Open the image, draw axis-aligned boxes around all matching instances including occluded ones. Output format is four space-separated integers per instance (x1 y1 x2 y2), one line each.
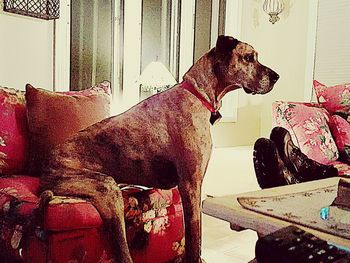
183 54 222 112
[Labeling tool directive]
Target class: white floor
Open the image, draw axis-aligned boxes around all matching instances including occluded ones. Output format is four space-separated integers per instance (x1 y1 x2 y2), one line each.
202 215 258 263
201 146 260 262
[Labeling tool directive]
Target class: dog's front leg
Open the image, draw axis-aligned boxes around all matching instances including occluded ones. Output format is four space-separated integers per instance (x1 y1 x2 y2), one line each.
178 178 205 263
45 176 133 263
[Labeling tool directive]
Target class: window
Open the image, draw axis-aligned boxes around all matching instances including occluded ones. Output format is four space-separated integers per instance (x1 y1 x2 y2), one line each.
66 0 242 120
69 0 113 91
314 0 350 86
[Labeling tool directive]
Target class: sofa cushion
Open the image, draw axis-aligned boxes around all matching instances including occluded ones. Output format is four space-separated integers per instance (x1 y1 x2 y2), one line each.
313 80 350 119
329 115 350 164
273 101 339 164
25 82 111 174
0 87 28 175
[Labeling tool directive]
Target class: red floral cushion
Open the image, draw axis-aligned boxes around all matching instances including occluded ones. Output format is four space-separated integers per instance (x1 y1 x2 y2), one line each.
313 80 350 119
0 87 28 175
25 81 112 174
273 101 339 164
329 115 350 164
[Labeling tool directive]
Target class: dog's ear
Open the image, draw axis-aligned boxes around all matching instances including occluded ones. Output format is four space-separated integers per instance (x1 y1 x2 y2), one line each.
215 35 239 54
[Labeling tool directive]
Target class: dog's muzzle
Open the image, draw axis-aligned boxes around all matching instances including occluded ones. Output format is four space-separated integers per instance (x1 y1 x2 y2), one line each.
244 69 279 95
262 70 279 94
270 71 280 85
261 70 279 94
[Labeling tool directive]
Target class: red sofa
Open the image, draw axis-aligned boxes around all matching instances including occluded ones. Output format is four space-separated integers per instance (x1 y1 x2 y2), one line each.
0 83 184 263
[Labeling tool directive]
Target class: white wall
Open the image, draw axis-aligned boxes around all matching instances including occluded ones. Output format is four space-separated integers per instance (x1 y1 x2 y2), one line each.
0 6 54 91
212 0 315 146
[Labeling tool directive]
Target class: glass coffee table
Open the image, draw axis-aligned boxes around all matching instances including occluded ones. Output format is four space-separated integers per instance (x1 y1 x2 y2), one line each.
202 177 350 249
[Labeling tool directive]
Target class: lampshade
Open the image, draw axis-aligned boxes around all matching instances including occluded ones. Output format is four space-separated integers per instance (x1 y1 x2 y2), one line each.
139 61 177 94
263 0 284 24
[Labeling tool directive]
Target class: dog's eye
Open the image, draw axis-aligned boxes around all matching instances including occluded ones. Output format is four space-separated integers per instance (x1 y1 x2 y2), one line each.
244 54 255 63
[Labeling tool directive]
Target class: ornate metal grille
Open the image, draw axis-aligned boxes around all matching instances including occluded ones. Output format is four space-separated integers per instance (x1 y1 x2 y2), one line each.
3 0 59 20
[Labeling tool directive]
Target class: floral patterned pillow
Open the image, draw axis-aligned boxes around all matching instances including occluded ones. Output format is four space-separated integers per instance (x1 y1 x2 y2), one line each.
273 101 339 165
329 115 350 164
313 80 350 120
0 87 28 175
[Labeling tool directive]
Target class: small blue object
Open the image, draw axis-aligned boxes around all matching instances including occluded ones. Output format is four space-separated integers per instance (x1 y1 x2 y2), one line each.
329 243 350 253
320 207 329 220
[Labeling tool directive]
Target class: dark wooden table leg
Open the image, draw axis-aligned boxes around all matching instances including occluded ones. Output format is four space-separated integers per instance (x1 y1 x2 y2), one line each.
229 222 245 231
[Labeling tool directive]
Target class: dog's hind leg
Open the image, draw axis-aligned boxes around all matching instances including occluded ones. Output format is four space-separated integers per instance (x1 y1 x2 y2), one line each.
48 176 133 263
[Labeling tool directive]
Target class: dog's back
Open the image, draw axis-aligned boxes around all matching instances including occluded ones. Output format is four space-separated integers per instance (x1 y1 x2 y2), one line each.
40 84 212 191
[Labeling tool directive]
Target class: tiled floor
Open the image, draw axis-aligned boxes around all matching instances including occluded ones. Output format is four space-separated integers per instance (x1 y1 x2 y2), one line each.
201 214 258 263
201 146 259 262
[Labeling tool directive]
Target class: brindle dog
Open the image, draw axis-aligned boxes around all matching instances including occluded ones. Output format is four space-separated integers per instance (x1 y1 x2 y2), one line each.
39 35 279 263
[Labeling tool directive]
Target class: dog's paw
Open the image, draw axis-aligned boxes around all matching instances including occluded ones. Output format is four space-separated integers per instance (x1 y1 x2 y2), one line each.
39 190 54 210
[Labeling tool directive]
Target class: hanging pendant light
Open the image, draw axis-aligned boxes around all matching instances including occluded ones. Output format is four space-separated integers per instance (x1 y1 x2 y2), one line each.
263 0 284 24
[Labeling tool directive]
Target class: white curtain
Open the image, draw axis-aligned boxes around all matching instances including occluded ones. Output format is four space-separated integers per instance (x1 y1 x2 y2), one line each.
70 0 113 91
314 0 350 86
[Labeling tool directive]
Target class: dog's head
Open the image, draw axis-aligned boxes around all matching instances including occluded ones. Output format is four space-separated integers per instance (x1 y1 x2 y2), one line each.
211 35 279 96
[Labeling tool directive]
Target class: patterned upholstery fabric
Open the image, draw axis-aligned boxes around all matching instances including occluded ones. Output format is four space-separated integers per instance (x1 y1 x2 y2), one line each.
0 176 184 263
0 87 28 175
329 115 350 164
313 80 350 118
332 161 350 177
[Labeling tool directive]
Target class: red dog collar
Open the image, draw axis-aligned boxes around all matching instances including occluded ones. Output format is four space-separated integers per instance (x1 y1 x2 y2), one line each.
181 81 216 113
181 81 222 125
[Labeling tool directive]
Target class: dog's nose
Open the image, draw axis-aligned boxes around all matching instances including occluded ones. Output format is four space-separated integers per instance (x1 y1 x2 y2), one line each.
270 71 280 84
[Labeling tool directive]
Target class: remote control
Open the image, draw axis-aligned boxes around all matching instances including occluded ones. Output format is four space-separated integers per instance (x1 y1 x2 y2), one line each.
255 225 350 263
